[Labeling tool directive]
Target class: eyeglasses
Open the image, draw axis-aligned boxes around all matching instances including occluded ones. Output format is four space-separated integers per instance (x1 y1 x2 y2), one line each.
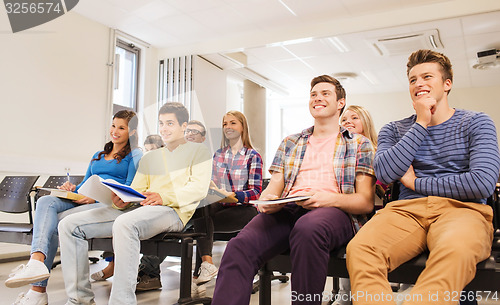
185 129 203 136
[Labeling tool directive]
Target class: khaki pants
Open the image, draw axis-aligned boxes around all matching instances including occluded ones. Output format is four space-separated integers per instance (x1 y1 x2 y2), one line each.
346 196 493 305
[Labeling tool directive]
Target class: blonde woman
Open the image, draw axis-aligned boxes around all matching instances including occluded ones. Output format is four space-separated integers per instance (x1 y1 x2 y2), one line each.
338 105 384 305
192 111 263 296
340 105 377 147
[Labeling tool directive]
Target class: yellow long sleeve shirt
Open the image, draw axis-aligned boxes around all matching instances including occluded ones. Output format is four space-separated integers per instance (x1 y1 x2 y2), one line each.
130 141 212 226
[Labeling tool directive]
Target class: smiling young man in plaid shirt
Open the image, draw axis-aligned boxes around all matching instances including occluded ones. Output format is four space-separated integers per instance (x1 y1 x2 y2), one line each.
212 75 376 305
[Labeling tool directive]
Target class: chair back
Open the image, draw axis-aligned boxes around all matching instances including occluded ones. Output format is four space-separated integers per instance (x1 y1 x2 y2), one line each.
0 176 39 213
489 182 500 231
382 182 400 207
262 178 270 190
35 175 85 203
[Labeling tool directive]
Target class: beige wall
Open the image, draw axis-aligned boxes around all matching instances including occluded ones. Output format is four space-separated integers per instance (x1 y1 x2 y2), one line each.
0 12 159 176
0 12 110 175
191 56 228 153
244 80 266 161
347 86 500 140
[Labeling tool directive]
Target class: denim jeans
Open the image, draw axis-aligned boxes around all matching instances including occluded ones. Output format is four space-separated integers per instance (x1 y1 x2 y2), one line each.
58 205 184 305
30 195 103 287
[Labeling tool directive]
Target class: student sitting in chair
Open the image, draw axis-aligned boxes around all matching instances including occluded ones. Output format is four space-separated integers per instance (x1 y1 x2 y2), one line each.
192 111 263 297
58 102 212 305
346 49 500 305
5 110 142 305
92 121 209 291
211 75 376 305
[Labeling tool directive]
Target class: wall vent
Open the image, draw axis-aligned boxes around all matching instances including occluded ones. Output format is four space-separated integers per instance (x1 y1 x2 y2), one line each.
368 29 444 56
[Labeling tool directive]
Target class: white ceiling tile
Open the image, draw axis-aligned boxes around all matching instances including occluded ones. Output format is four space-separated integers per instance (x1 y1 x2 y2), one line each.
73 1 130 28
73 1 500 95
340 0 401 16
283 40 337 58
409 18 463 39
244 46 296 63
104 0 156 11
153 14 212 44
133 1 181 21
188 6 254 34
461 11 500 36
164 0 226 13
463 32 500 56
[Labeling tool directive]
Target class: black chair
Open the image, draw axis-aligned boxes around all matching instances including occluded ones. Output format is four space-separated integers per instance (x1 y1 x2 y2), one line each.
33 175 92 268
208 178 289 294
258 182 500 305
34 175 85 208
88 202 213 305
0 176 40 245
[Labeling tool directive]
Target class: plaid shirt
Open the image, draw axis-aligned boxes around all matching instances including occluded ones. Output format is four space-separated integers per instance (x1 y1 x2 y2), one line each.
269 126 375 232
212 146 263 205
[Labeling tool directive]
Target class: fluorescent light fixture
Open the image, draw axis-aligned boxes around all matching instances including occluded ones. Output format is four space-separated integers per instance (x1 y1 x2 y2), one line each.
361 71 379 85
266 37 313 48
326 37 350 53
282 37 313 46
279 0 297 16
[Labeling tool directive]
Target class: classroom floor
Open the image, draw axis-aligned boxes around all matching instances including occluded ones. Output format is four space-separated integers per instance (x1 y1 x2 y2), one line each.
0 241 498 305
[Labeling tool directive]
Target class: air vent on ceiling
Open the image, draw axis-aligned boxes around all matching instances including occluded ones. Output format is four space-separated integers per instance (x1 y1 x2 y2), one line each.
368 29 444 56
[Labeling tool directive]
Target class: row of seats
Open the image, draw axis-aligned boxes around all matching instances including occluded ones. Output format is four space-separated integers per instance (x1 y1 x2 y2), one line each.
2 175 499 304
0 175 255 305
0 175 85 245
258 182 500 305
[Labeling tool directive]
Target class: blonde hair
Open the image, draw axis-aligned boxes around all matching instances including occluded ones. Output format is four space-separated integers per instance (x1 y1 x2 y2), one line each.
341 105 378 148
221 111 254 149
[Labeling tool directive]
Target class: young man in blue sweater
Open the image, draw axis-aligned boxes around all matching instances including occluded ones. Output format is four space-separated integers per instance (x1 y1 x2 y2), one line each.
346 49 500 305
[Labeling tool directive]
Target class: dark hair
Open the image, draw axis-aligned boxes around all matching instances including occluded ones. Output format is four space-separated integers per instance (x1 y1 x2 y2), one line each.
187 120 206 136
407 49 453 94
144 134 165 148
93 110 138 163
159 102 189 125
310 75 346 114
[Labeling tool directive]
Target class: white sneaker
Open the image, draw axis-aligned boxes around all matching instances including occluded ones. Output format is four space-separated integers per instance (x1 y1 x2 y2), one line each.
12 290 48 305
5 260 50 288
191 281 207 298
193 262 218 284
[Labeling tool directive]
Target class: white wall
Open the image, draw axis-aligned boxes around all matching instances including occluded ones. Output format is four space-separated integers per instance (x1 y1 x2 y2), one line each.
0 13 159 229
191 56 228 153
0 12 160 176
265 85 500 175
0 12 110 176
347 86 500 139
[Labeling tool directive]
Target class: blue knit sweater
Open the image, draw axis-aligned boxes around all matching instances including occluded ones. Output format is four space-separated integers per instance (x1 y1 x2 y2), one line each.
375 109 500 203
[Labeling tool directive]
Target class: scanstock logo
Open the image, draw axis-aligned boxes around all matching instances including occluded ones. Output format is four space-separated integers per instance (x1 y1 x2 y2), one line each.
4 0 79 33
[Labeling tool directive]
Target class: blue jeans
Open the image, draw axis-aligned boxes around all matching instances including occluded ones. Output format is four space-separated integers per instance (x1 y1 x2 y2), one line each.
58 205 184 305
30 195 103 287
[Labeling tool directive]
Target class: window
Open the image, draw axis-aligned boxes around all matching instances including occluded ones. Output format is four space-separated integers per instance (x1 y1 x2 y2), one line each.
113 39 140 112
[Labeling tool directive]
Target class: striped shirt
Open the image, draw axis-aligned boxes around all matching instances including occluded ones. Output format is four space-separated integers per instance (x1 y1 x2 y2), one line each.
269 126 375 231
375 109 500 203
212 146 263 205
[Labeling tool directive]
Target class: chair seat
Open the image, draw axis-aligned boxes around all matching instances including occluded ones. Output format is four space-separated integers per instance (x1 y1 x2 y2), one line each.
0 223 33 233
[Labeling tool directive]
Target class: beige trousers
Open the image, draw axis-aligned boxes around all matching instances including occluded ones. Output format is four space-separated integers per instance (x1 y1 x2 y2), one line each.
346 196 493 305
